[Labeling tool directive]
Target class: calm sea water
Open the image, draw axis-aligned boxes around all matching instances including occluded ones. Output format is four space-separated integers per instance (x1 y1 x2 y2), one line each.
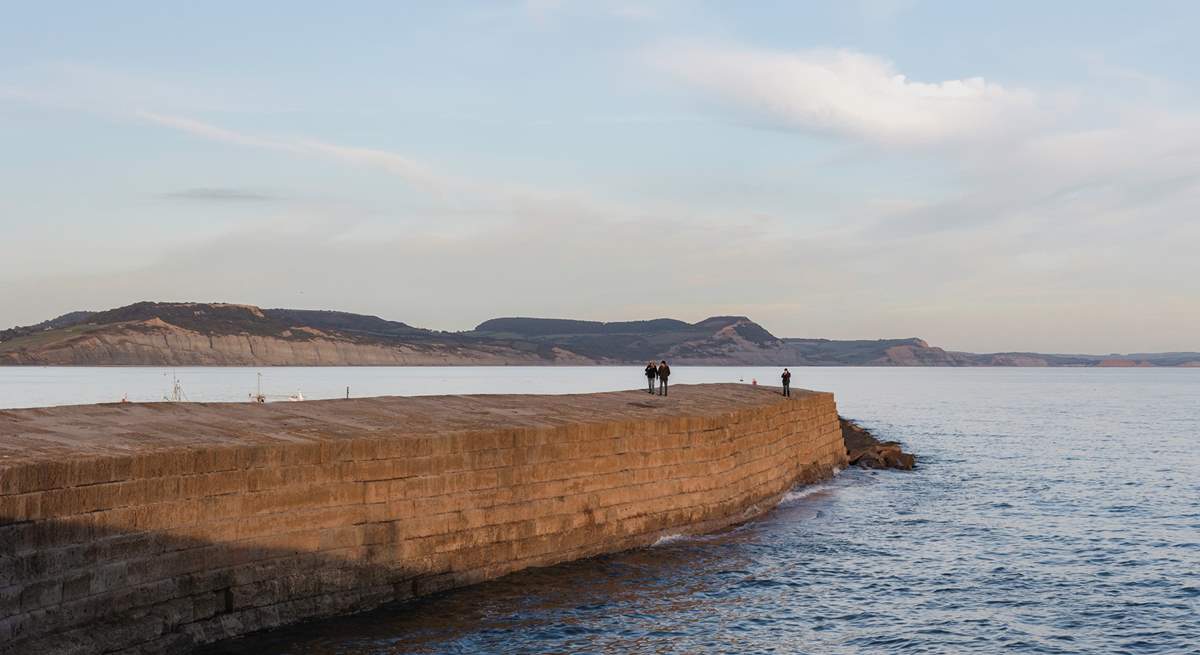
4 367 1198 653
0 365 789 409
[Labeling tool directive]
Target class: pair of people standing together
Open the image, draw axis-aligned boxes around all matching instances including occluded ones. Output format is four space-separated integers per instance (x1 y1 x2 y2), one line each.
640 362 790 397
644 360 671 396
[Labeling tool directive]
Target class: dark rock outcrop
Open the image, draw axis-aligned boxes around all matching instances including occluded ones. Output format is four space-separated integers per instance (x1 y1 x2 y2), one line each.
840 416 916 470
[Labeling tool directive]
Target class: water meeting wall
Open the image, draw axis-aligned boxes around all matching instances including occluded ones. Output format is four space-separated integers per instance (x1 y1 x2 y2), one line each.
0 384 846 654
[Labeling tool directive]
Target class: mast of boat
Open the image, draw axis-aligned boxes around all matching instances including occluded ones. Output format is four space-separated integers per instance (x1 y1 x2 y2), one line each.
245 371 296 403
164 370 187 402
251 372 266 403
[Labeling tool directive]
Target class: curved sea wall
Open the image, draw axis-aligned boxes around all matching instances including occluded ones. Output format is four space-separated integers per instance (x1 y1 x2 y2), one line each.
0 384 846 654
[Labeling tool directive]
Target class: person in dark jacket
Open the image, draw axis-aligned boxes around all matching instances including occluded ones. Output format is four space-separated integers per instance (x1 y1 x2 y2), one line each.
657 360 671 396
644 361 657 394
781 368 792 397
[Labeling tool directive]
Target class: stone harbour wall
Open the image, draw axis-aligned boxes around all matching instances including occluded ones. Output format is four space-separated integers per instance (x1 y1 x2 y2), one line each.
0 384 846 654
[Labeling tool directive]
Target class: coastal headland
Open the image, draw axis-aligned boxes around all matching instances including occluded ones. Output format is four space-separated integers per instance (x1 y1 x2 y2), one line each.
0 384 847 654
4 302 1195 367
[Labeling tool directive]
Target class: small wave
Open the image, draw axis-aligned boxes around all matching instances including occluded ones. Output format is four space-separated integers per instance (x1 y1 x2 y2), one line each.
779 485 830 505
651 533 690 547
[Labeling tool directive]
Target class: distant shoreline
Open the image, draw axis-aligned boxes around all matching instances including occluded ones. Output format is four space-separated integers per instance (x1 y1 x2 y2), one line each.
4 302 1197 368
3 362 1198 368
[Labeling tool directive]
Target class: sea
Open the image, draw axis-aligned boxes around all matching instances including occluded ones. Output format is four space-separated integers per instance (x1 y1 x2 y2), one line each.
2 367 1197 654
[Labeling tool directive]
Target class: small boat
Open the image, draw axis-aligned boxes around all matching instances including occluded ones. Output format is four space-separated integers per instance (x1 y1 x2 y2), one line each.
250 373 266 403
248 373 304 402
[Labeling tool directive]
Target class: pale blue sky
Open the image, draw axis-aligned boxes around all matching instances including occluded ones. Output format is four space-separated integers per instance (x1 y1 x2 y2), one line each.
2 1 1197 352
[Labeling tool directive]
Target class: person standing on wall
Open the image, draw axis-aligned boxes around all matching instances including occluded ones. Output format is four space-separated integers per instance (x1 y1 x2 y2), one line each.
644 361 657 394
657 360 671 396
781 368 792 397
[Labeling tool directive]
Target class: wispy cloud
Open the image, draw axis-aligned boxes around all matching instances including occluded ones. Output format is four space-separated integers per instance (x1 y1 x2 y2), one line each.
133 109 700 228
854 0 919 23
137 111 450 192
522 0 659 23
162 187 278 202
651 43 1038 145
0 62 283 116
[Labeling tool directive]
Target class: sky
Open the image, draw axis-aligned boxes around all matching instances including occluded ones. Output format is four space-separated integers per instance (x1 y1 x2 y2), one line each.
1 1 1198 353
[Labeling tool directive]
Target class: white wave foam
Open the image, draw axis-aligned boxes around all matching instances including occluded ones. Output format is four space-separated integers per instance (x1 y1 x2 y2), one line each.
779 484 830 505
651 533 690 547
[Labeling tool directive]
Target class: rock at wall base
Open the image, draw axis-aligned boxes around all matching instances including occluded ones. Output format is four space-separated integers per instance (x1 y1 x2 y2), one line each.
847 443 915 470
840 416 916 470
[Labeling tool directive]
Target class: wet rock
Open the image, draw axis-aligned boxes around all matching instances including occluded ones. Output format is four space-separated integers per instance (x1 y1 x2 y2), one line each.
840 417 916 470
849 449 885 469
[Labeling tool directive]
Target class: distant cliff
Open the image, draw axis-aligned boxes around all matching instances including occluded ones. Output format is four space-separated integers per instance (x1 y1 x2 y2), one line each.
1 301 1197 366
469 315 781 364
0 303 583 366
